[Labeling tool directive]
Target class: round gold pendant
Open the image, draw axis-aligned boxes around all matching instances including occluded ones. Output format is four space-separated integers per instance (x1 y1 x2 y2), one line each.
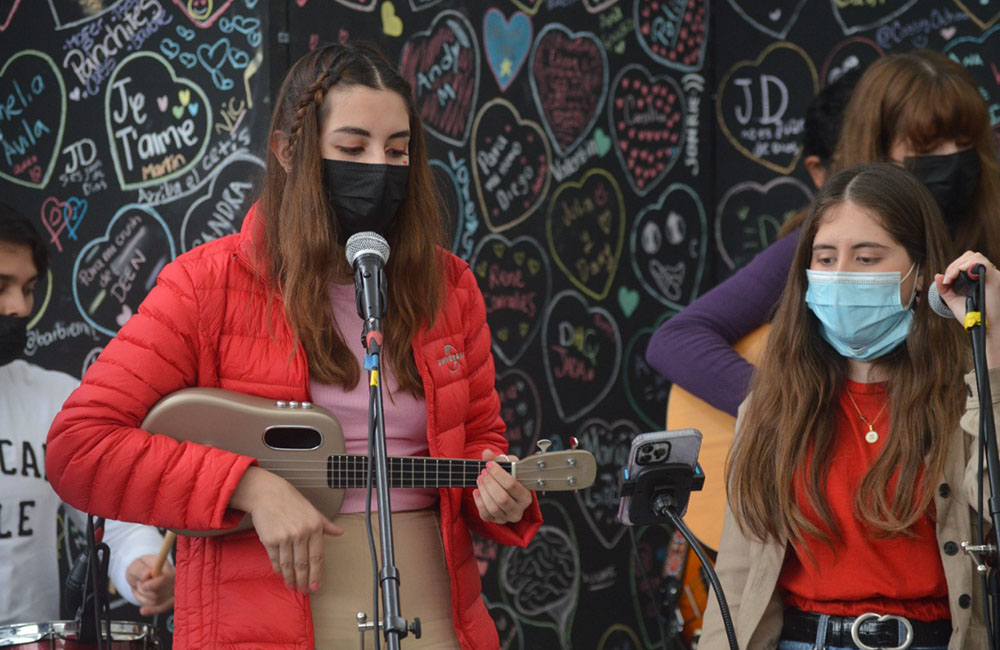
865 430 879 444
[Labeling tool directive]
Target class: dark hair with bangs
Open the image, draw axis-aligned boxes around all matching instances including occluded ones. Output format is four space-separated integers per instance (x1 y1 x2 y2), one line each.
0 202 47 277
256 41 445 394
832 49 1000 261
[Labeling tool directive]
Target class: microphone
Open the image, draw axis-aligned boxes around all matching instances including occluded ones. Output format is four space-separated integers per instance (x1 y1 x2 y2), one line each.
345 232 390 342
927 270 977 319
64 550 90 616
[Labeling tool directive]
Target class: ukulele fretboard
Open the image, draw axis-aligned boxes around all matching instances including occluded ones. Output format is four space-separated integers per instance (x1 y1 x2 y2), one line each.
327 455 514 489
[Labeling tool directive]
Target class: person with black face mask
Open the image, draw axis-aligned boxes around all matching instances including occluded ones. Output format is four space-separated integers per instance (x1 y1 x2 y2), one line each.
647 49 1000 422
45 43 541 650
0 203 175 625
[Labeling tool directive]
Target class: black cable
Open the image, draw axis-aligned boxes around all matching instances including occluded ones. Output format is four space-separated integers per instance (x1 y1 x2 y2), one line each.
662 508 739 650
627 526 671 650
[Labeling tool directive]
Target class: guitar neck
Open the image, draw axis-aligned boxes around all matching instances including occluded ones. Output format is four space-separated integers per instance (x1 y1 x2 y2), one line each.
328 455 513 489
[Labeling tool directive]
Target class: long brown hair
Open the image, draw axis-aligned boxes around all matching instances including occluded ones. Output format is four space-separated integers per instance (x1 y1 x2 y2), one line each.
780 49 1000 260
257 42 444 393
728 163 967 546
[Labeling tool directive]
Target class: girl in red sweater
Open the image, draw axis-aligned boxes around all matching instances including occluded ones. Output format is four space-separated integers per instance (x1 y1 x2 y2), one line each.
700 162 997 650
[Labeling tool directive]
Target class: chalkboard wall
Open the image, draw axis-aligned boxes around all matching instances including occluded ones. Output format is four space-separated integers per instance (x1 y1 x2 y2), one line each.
3 1 1000 648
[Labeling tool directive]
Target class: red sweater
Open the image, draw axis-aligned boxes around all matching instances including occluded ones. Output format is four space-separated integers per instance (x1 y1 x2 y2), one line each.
46 205 542 650
778 379 950 622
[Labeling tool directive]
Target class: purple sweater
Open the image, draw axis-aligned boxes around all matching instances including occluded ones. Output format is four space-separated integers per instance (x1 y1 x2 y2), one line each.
645 228 801 416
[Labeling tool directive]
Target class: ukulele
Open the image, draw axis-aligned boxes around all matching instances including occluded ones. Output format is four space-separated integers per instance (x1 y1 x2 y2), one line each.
141 388 597 536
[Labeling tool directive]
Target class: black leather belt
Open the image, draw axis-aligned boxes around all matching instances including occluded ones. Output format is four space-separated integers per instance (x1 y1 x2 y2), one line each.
781 609 952 650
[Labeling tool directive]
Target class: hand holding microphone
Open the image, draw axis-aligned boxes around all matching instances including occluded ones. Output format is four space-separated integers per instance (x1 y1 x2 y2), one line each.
929 250 1000 366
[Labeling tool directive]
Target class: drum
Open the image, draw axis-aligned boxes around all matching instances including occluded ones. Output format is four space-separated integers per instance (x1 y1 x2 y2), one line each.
0 621 157 649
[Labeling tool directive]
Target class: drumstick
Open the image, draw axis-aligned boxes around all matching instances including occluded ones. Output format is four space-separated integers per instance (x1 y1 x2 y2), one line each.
151 531 176 577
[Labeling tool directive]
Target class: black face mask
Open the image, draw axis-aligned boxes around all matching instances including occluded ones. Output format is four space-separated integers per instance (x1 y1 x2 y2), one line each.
321 159 410 245
905 148 980 227
0 314 28 366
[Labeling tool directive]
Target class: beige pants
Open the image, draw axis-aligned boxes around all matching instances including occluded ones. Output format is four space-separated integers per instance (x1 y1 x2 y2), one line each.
310 509 461 650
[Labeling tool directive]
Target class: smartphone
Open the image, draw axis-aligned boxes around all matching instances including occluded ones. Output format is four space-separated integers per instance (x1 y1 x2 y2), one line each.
617 428 702 526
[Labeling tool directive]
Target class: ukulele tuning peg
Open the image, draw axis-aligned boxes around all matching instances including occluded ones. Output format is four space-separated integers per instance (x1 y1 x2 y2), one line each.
536 439 552 453
569 436 579 449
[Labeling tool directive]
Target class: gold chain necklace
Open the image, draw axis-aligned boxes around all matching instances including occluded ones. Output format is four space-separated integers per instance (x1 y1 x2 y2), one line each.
845 389 888 444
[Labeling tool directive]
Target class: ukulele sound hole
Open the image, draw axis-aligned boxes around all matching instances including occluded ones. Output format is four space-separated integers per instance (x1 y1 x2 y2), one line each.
263 426 322 450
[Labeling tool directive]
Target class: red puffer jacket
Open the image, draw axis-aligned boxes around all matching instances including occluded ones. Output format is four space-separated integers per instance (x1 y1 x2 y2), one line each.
47 206 542 650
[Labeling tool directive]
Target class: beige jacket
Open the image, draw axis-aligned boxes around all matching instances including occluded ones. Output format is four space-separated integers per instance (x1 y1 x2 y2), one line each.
700 368 1000 650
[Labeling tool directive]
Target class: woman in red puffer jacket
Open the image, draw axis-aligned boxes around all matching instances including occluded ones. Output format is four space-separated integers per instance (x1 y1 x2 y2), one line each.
46 42 541 650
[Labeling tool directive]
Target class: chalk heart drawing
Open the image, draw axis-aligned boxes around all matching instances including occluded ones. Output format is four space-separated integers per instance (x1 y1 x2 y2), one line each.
171 0 235 28
509 0 542 15
715 176 813 273
541 290 622 422
820 36 883 87
399 10 480 147
496 368 543 462
545 168 625 301
471 98 552 233
483 9 531 93
72 204 177 338
597 625 643 650
608 64 685 196
104 52 212 191
716 42 818 175
952 1 1000 30
500 524 580 650
40 197 69 246
623 327 671 430
381 1 403 36
830 0 919 35
944 26 1000 133
471 234 551 366
634 0 709 72
628 524 677 649
0 0 20 30
629 183 707 310
726 0 807 39
573 417 638 549
0 50 67 189
529 24 609 156
179 152 264 252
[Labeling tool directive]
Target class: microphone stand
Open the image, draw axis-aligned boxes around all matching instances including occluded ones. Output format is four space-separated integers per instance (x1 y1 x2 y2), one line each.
356 269 418 649
960 264 1000 650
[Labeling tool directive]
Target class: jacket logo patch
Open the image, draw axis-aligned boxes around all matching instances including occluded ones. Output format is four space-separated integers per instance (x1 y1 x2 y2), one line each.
437 344 464 373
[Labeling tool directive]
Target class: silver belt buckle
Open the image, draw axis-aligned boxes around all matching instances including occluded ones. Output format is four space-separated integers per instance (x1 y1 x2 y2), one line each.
849 612 913 650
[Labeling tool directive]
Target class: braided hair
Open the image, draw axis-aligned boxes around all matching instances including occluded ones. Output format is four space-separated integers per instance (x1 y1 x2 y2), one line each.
255 42 444 394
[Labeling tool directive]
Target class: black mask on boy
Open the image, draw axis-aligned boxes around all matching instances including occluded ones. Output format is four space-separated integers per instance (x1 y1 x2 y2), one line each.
0 314 28 366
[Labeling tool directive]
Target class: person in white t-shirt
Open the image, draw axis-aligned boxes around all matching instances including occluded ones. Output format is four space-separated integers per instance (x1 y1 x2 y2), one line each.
0 203 175 624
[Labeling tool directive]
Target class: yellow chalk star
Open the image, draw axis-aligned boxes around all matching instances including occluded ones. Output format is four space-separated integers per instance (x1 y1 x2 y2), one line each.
500 58 512 78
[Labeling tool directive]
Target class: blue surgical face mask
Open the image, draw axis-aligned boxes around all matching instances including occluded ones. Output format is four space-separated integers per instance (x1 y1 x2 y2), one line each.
805 264 918 361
